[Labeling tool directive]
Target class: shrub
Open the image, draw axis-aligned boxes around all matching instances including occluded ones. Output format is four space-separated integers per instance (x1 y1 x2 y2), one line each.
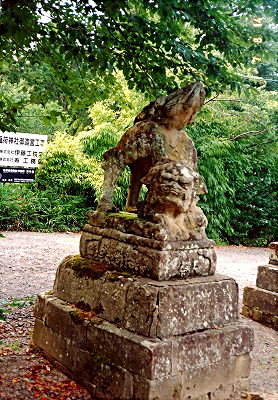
0 184 90 232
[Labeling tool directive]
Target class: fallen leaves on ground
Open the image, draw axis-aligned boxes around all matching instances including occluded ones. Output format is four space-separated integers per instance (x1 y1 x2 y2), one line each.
0 305 92 400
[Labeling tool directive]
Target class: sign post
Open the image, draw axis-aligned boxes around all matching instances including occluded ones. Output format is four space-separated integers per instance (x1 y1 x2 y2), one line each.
0 132 48 183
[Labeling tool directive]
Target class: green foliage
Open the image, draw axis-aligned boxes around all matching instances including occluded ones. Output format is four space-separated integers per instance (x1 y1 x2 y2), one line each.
15 102 67 137
187 90 277 245
0 69 276 246
36 132 103 200
0 183 90 232
0 0 277 130
0 308 10 321
0 67 68 134
0 296 35 321
80 73 146 158
7 295 35 308
0 78 31 131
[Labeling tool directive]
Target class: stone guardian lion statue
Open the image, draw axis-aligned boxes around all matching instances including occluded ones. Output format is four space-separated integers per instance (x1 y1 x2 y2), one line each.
96 81 206 213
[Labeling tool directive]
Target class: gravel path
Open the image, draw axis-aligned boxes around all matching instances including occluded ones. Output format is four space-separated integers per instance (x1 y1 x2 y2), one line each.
0 231 277 396
0 231 269 301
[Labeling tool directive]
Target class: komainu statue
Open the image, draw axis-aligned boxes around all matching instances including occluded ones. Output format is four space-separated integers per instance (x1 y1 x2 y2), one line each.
96 81 206 213
137 159 208 240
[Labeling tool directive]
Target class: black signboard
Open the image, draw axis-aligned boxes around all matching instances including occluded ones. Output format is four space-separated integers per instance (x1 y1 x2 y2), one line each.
0 167 35 183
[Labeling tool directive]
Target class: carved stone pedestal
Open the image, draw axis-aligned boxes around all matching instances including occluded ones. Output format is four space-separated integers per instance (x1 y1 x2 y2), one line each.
80 212 217 280
242 242 278 330
32 214 253 399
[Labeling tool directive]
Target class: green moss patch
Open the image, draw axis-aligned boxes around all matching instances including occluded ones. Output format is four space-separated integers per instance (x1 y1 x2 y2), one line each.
106 211 138 220
65 255 108 279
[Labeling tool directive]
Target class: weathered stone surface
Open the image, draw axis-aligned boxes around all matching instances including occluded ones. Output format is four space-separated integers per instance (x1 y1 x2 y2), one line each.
53 255 110 313
242 304 278 331
269 242 278 265
80 220 216 280
133 356 250 400
122 280 159 337
32 296 253 399
242 286 278 330
33 319 134 400
172 324 253 375
256 264 278 292
137 160 208 241
157 278 238 338
33 295 253 381
243 286 278 315
85 213 216 247
86 321 172 380
96 82 206 214
53 259 238 338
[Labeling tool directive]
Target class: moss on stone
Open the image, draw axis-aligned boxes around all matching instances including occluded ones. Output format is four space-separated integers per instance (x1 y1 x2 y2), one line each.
106 211 138 220
65 255 107 279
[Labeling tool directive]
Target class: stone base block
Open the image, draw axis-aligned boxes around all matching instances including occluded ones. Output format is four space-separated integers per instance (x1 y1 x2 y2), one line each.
53 256 238 338
269 242 278 265
256 264 278 293
80 213 216 280
33 294 253 400
242 286 278 330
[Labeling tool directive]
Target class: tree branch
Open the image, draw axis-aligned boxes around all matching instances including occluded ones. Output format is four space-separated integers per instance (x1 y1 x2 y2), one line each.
204 93 219 105
231 129 267 141
205 97 244 105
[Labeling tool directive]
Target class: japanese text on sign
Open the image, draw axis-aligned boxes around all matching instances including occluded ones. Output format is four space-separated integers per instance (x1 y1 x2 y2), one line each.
0 132 48 168
0 167 35 183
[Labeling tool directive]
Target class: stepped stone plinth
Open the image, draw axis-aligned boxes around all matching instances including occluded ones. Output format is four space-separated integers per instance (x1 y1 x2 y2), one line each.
33 213 254 400
242 242 278 330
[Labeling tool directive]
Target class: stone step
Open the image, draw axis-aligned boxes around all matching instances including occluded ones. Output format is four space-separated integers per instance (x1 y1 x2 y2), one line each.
33 294 253 400
53 255 239 339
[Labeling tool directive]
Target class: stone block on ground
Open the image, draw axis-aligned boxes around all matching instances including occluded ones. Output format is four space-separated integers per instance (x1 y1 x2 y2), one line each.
269 242 278 265
242 286 278 330
53 256 238 338
256 264 278 293
33 294 253 400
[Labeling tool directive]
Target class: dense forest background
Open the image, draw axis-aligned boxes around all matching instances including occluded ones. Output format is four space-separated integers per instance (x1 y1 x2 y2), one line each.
0 0 277 246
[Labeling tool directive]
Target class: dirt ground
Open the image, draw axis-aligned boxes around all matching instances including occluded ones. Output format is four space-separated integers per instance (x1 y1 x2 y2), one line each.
0 231 277 399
